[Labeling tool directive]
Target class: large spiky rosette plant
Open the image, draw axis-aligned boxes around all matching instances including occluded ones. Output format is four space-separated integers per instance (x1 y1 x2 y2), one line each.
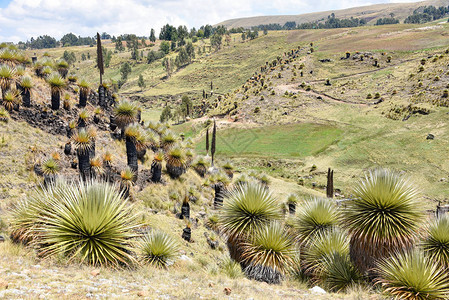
422 215 449 269
114 99 138 137
0 64 16 93
72 128 93 181
47 72 65 110
36 180 140 267
376 249 449 300
241 222 296 283
219 182 282 263
295 197 340 245
344 169 423 276
78 79 90 108
124 123 149 180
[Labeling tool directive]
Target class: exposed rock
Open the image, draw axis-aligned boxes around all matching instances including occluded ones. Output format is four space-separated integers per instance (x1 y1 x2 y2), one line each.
91 269 100 277
224 287 232 295
137 291 149 297
427 133 435 140
0 235 4 242
0 279 8 290
310 286 326 294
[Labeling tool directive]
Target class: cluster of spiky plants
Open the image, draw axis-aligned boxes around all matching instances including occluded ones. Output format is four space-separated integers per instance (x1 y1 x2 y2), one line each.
137 230 179 268
10 180 140 266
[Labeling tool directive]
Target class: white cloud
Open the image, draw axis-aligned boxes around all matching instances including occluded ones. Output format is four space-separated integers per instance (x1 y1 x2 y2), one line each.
0 0 424 42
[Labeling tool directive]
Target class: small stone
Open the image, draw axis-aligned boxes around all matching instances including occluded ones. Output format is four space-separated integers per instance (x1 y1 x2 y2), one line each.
427 133 435 140
224 287 231 295
309 286 326 294
0 235 5 242
0 279 8 290
208 283 214 288
137 291 149 297
91 269 100 276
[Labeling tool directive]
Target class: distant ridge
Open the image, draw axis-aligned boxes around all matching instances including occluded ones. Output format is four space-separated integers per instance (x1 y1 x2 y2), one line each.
217 0 449 28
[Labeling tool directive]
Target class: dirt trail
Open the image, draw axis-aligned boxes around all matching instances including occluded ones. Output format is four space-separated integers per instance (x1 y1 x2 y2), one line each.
276 84 367 105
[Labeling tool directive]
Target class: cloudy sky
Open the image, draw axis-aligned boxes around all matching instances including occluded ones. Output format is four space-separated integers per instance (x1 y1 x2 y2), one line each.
0 0 420 42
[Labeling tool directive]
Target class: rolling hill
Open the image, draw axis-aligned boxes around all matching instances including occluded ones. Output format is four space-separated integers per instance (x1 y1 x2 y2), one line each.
217 0 449 28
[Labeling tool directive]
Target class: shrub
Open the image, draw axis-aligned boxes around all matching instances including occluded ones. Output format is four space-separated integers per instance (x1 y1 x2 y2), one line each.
220 257 243 278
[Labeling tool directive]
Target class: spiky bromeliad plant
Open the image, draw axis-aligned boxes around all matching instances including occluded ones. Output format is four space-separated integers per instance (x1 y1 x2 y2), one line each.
120 166 135 199
0 64 16 92
220 182 282 263
295 197 340 245
78 79 90 107
56 59 69 78
138 231 179 268
2 89 20 111
165 146 187 179
124 123 148 180
72 129 93 181
42 158 59 184
114 99 138 137
344 169 423 276
320 252 362 293
376 250 449 300
47 73 65 110
160 131 177 150
241 222 296 283
422 215 449 269
18 75 33 107
192 156 210 177
303 228 350 275
0 107 9 122
24 180 140 267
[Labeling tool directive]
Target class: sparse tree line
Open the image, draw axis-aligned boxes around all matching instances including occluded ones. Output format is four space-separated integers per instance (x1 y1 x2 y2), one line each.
404 5 449 24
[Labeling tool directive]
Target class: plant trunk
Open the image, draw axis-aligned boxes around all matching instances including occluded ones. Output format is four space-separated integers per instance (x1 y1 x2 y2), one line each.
89 139 96 158
98 85 106 107
182 227 191 242
326 168 334 198
77 150 91 181
51 90 60 110
64 142 71 155
137 148 146 162
288 203 296 215
214 183 225 208
166 164 185 179
78 117 86 128
126 136 138 181
79 90 87 108
150 161 162 182
181 202 190 220
21 88 31 108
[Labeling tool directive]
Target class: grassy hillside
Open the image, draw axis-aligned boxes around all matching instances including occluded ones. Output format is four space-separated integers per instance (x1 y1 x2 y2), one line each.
217 0 449 28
